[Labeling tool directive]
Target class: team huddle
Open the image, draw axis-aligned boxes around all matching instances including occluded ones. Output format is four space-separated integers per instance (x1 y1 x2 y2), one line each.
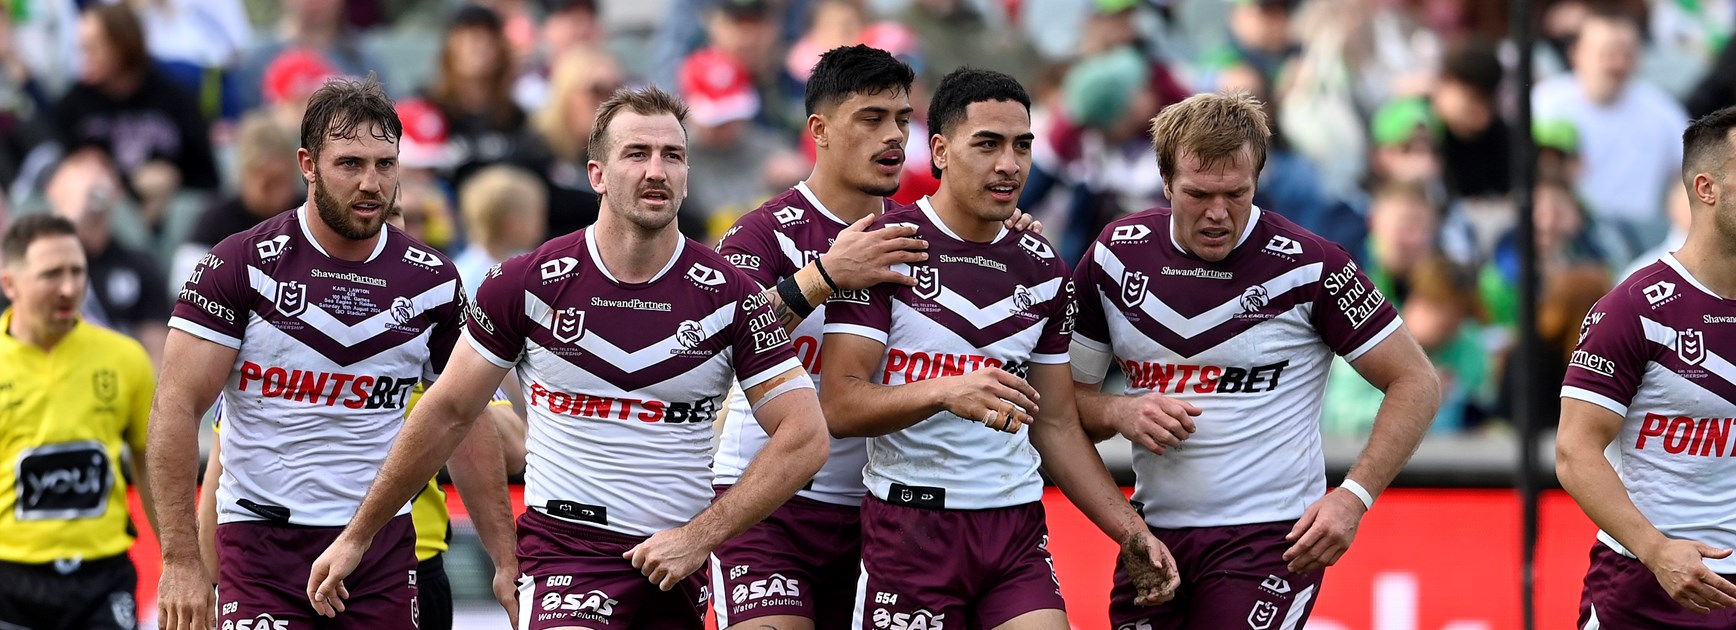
88 40 1728 630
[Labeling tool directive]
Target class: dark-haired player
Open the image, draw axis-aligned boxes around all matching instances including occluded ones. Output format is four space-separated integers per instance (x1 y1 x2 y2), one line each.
822 67 1177 630
1559 105 1736 628
147 75 517 630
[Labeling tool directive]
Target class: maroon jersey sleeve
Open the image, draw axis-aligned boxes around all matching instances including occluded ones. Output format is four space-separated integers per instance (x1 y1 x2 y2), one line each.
465 258 533 369
1561 290 1649 416
1070 241 1112 350
1314 243 1401 361
1031 261 1076 364
168 236 252 348
715 209 790 288
821 276 895 345
726 270 802 389
423 279 467 382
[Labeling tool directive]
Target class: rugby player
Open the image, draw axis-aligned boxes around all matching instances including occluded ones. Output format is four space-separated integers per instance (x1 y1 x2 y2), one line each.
308 86 829 629
1559 106 1736 627
147 76 517 630
822 67 1178 630
1070 92 1440 628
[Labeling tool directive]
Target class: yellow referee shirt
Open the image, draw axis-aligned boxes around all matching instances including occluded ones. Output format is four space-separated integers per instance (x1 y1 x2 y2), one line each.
0 309 153 564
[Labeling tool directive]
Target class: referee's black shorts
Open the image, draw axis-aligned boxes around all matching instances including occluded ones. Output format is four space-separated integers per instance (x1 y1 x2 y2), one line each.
417 553 453 630
0 552 138 629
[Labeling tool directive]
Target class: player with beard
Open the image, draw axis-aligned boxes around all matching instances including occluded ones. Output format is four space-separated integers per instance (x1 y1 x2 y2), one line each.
822 68 1178 629
147 76 517 630
307 86 829 629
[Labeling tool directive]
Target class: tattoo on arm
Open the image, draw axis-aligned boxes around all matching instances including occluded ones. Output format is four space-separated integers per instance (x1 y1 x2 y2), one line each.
765 286 805 333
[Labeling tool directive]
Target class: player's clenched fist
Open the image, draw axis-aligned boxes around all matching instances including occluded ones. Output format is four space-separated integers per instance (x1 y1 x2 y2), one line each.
1641 539 1736 613
821 214 929 289
941 367 1041 433
624 525 713 591
1112 393 1202 454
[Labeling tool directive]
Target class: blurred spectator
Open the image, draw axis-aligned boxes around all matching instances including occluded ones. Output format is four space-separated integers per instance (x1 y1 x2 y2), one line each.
235 0 386 114
1215 61 1366 257
395 98 460 251
454 164 546 297
1532 6 1688 257
1479 177 1610 332
678 47 804 239
171 112 301 288
1364 180 1439 305
1323 255 1489 435
0 12 53 194
1367 96 1446 203
1619 182 1691 281
475 0 541 66
1532 117 1583 184
1024 47 1162 262
1494 261 1611 428
128 0 253 121
899 0 1041 90
1685 26 1736 119
1198 0 1297 84
513 0 603 111
707 0 805 131
46 147 168 365
531 48 614 238
1432 37 1511 201
259 48 341 132
53 3 219 228
785 0 866 84
426 5 553 190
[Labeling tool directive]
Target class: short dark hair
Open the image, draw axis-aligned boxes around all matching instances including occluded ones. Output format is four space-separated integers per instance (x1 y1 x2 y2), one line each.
301 74 402 161
3 214 80 268
1440 38 1503 99
587 86 690 163
83 4 149 77
926 68 1031 178
1682 105 1736 190
805 45 915 115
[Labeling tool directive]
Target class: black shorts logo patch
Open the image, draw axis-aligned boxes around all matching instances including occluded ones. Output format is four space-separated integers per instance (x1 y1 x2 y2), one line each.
16 441 111 520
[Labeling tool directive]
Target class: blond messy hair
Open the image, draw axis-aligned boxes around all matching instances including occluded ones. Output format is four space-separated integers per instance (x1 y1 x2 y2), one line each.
1149 91 1271 181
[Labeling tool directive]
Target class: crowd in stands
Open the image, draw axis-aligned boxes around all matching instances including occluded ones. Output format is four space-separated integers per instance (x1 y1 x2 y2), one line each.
0 0 1725 439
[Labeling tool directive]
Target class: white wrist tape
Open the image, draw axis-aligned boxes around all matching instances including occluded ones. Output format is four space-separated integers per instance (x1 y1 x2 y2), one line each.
1340 479 1375 510
750 378 815 412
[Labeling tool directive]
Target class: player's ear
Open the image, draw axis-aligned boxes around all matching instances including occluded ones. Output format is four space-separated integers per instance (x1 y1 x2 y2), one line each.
1695 172 1719 207
587 159 607 196
930 132 947 173
808 113 828 149
298 148 317 183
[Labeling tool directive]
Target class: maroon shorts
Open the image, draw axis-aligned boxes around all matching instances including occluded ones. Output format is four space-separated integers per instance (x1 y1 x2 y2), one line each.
216 514 417 630
709 485 860 629
516 509 708 629
857 496 1065 629
1579 542 1736 628
1110 521 1322 630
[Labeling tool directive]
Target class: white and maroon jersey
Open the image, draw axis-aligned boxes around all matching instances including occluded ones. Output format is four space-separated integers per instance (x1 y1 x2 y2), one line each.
1561 254 1736 571
712 182 904 506
467 228 801 536
824 198 1075 510
169 205 465 527
1072 207 1401 528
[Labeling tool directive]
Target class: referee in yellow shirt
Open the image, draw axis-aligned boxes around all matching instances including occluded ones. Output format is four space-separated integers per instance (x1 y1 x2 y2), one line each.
0 214 157 629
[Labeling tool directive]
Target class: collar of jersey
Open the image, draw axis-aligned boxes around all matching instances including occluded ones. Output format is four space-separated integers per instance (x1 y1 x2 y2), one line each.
1169 205 1264 259
916 196 1007 245
584 226 686 286
1662 252 1736 301
794 181 854 227
295 203 390 264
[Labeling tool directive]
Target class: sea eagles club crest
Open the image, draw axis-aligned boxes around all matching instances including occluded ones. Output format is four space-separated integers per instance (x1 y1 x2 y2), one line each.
1122 271 1149 308
914 266 942 300
276 281 308 317
553 308 586 343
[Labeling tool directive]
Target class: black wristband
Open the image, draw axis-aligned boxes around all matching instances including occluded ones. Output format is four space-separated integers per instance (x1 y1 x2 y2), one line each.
777 276 816 318
814 257 841 292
